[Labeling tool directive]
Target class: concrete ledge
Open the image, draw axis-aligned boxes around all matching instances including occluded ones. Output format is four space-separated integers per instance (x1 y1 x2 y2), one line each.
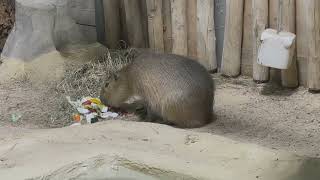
0 121 319 180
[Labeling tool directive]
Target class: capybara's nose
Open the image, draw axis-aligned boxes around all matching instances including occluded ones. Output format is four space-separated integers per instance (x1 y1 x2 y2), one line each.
99 95 108 105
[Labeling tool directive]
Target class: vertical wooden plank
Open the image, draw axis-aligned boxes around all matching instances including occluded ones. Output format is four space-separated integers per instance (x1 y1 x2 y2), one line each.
197 0 217 71
307 0 320 92
94 0 105 45
139 0 149 47
170 0 188 56
221 0 244 77
119 0 128 47
123 0 147 48
252 0 269 83
187 0 197 58
146 0 164 52
296 0 309 87
162 0 172 53
281 0 298 88
103 0 121 49
241 0 253 76
269 0 278 32
268 0 282 84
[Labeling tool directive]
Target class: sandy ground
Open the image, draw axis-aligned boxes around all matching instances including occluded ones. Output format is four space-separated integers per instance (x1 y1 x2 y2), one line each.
1 44 320 178
1 74 320 158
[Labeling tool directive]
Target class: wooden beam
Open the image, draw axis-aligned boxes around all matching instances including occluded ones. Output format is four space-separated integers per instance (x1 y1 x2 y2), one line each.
162 0 172 53
146 0 164 52
280 0 298 88
221 0 244 77
103 0 121 49
306 0 320 92
252 0 269 83
268 0 282 84
187 0 197 59
196 0 217 71
296 0 309 87
241 0 253 76
170 0 188 56
123 0 147 48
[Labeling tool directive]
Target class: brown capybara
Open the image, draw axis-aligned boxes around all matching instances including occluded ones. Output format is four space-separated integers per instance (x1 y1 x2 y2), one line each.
100 52 215 128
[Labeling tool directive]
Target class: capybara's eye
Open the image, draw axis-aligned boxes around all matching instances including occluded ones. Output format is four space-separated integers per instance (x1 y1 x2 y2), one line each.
113 74 119 81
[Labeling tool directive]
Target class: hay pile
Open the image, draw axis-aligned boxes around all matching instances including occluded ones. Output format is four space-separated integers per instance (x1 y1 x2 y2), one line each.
49 47 138 126
0 43 141 128
57 48 136 98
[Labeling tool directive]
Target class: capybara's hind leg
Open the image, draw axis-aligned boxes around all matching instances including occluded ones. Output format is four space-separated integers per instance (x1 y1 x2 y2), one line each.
164 103 209 128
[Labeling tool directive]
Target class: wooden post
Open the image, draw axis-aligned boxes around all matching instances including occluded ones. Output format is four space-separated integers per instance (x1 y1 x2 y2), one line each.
268 0 282 84
140 0 149 47
123 0 147 48
306 0 320 92
103 0 121 49
162 0 172 53
187 0 197 59
241 0 253 76
296 0 309 87
197 0 217 72
146 0 164 52
252 0 269 83
170 0 188 56
119 0 128 47
95 0 106 45
221 0 244 77
280 0 298 88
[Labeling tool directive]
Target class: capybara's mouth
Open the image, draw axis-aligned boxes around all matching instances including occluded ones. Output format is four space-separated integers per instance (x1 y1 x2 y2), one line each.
99 95 108 106
109 106 128 115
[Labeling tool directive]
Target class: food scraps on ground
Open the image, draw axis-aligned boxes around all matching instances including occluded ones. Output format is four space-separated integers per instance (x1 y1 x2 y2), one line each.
11 113 22 123
67 96 125 126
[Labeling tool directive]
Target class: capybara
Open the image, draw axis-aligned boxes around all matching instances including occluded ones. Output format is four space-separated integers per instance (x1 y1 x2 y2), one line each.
100 52 215 128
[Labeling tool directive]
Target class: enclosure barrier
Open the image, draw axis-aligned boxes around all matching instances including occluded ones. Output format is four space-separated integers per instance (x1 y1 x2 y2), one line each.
97 0 318 91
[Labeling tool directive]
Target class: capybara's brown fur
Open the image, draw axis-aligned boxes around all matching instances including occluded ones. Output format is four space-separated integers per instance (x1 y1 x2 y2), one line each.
100 52 215 128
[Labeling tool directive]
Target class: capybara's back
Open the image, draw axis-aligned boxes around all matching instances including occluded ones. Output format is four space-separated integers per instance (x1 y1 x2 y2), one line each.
127 52 215 128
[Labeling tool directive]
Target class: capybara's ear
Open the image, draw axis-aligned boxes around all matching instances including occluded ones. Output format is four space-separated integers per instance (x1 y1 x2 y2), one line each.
104 81 109 88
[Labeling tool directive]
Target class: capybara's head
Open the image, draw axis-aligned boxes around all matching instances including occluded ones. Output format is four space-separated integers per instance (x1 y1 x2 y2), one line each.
100 71 130 107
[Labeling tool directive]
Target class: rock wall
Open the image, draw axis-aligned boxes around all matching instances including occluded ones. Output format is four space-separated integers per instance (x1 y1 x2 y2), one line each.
0 0 15 51
1 0 97 61
68 0 96 42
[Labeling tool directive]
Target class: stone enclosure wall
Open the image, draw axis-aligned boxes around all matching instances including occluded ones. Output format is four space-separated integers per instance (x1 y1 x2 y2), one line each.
1 0 97 60
69 0 96 42
0 0 15 51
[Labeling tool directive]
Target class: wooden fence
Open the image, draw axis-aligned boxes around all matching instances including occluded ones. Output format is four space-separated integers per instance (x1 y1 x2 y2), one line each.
98 0 320 91
99 0 217 72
